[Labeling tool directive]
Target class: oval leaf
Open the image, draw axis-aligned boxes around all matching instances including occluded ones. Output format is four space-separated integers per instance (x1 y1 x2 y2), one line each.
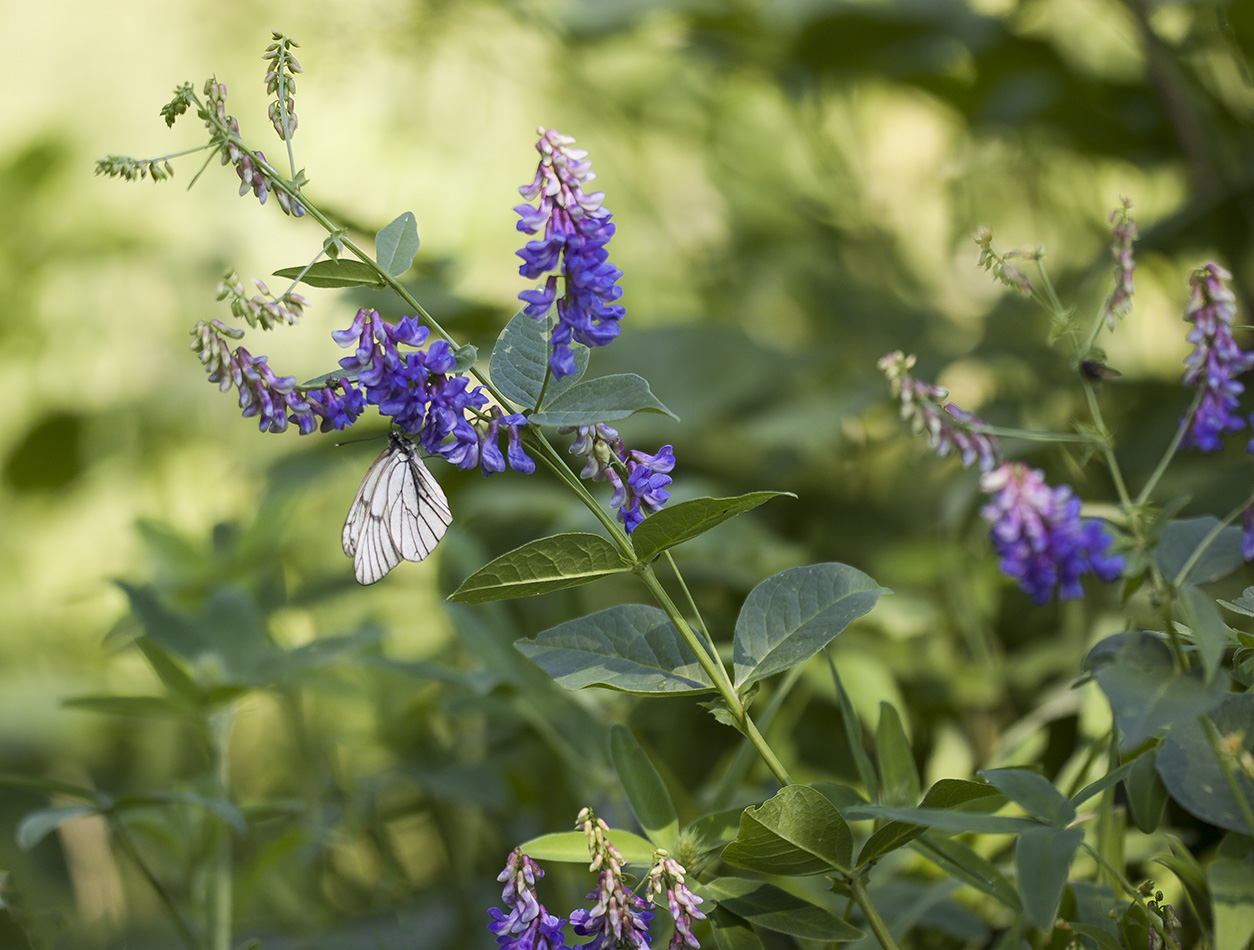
1157 693 1254 833
721 785 852 875
448 533 631 604
273 260 386 288
1015 826 1083 931
608 725 679 851
631 493 794 562
709 907 766 950
979 769 1075 828
530 374 678 426
517 605 715 695
375 211 420 277
733 564 887 689
876 702 920 807
1154 515 1245 586
489 307 589 411
702 878 864 941
518 829 653 866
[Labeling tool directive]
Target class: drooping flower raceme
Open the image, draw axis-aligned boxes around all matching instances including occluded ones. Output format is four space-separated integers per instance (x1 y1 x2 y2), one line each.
1181 263 1254 452
487 850 567 950
1103 196 1136 330
565 424 674 533
646 852 704 950
879 351 1001 472
515 128 624 379
571 808 653 950
203 78 304 217
980 463 1123 604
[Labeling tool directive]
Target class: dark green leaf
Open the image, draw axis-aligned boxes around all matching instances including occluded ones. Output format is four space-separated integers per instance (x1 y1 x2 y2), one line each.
733 564 887 689
911 834 1021 909
831 667 878 801
686 808 746 852
116 582 207 662
1154 516 1245 585
452 343 478 373
1220 586 1254 619
1179 584 1233 682
529 374 678 426
702 877 863 941
489 307 588 411
1209 858 1254 950
630 493 794 562
708 908 765 950
1070 753 1143 808
375 211 420 276
273 260 385 288
135 637 200 703
1124 746 1168 833
979 768 1074 828
608 725 679 851
517 605 715 695
1069 923 1123 950
115 792 246 834
845 803 1034 835
876 702 920 807
449 533 631 603
0 776 99 800
62 695 193 719
810 782 867 811
17 805 99 851
856 780 1002 868
1157 693 1254 834
722 785 852 875
1014 826 1083 930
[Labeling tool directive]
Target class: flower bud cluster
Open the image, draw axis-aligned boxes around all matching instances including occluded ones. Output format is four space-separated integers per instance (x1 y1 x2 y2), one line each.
203 78 305 217
974 227 1032 296
487 850 567 950
1180 262 1254 452
216 270 308 330
1103 196 1136 330
878 351 1000 472
571 808 653 950
565 424 674 533
262 32 302 141
516 128 624 379
979 463 1123 604
94 155 176 182
645 852 705 950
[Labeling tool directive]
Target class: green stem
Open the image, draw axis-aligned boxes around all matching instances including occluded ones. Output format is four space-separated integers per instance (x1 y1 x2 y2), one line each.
849 874 901 950
1080 841 1175 945
209 709 234 950
1202 716 1254 839
1133 390 1203 509
708 664 806 811
970 424 1098 445
109 817 203 949
1171 491 1254 589
661 550 717 657
1080 382 1132 509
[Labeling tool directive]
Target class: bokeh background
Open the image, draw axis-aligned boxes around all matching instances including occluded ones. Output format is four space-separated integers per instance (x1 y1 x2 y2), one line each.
1 0 1252 947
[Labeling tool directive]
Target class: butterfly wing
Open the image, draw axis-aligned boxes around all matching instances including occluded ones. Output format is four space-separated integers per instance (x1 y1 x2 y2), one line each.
342 434 452 585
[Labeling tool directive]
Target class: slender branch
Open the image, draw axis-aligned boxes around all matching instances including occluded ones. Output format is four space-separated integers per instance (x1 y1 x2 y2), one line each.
849 874 901 950
1133 390 1203 509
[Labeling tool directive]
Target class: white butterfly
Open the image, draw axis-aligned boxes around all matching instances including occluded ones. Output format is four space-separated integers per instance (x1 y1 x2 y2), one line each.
342 431 452 585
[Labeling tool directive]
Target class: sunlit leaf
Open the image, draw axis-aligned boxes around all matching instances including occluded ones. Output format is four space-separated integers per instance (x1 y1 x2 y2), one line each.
518 829 653 866
722 785 852 875
489 307 588 411
375 211 420 276
273 260 385 288
449 533 631 603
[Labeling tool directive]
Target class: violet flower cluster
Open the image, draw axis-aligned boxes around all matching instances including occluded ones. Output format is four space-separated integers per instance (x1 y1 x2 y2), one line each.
980 463 1123 604
878 351 1001 472
488 850 567 950
204 78 305 217
565 424 674 533
1180 262 1254 452
570 808 653 950
516 128 624 379
645 852 705 950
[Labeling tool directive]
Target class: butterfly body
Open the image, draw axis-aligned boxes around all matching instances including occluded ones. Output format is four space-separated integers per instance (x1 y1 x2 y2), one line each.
342 432 452 584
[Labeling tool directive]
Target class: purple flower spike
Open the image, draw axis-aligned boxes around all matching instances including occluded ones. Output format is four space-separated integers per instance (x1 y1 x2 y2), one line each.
515 128 624 379
979 463 1124 604
572 808 653 950
1177 263 1254 452
563 426 675 533
646 853 705 950
488 850 567 950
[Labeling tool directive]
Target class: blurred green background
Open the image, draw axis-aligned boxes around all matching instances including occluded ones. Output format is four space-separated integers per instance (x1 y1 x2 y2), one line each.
1 0 1252 947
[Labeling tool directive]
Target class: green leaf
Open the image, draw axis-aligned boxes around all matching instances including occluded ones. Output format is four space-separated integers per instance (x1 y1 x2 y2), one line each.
979 768 1075 828
630 493 794 562
845 804 1033 835
1210 858 1254 950
1069 752 1143 808
686 807 747 853
1124 746 1168 833
708 908 765 950
1157 693 1254 834
1220 586 1254 619
135 637 200 703
17 805 99 851
721 785 852 875
1068 923 1123 950
452 343 478 373
273 260 386 288
517 829 653 866
115 792 247 834
529 374 678 426
911 834 1021 910
1014 826 1083 931
1149 836 1210 921
448 533 631 603
876 702 920 807
517 605 716 695
117 582 207 662
832 666 878 801
608 725 679 851
856 779 1003 867
1154 515 1245 585
1179 584 1233 682
62 695 193 719
701 877 864 941
733 564 887 689
0 776 99 800
488 307 588 411
375 211 420 276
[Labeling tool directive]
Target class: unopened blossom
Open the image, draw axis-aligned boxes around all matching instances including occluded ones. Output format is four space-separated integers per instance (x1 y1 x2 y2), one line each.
1180 263 1254 452
216 269 307 330
572 808 652 950
974 227 1032 296
879 351 1001 472
262 32 302 141
564 425 674 532
204 78 304 217
980 463 1123 604
1103 196 1136 330
646 852 704 950
487 850 567 950
516 128 624 379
